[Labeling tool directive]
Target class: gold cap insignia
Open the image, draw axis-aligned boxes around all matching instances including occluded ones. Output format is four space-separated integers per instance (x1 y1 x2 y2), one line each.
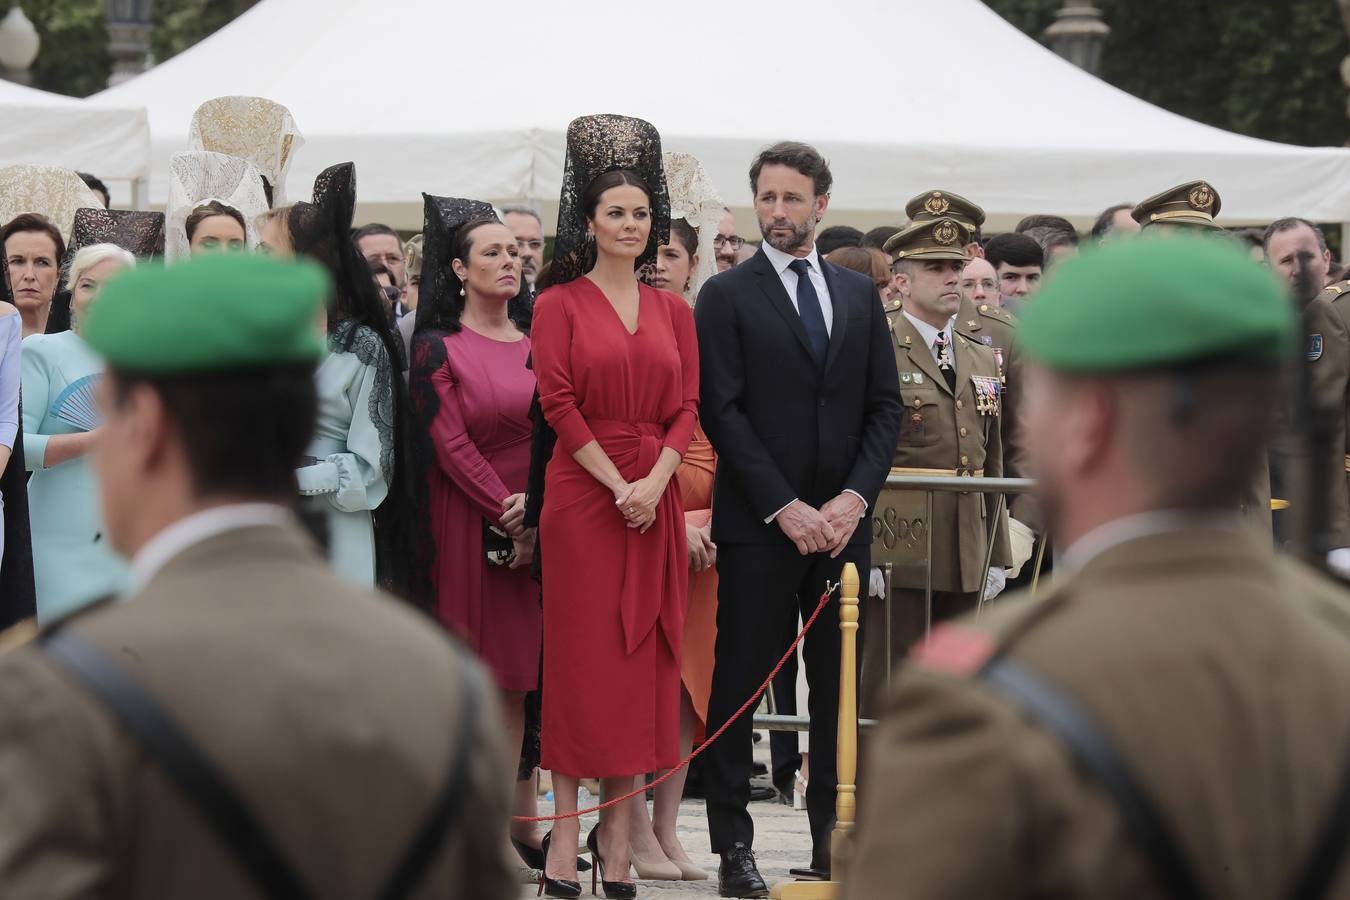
924 192 950 216
1188 184 1215 213
933 220 959 246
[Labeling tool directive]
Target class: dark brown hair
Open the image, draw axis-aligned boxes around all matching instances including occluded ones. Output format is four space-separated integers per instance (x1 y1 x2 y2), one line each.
749 141 832 197
185 201 247 242
582 169 653 222
668 218 698 258
2 213 65 262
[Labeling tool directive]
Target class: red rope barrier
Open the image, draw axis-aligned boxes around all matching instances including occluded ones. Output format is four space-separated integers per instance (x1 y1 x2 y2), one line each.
513 581 839 822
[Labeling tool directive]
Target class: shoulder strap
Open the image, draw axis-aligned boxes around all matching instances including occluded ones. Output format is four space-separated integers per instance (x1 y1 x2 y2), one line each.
979 657 1209 900
42 629 314 900
376 654 484 900
42 627 486 900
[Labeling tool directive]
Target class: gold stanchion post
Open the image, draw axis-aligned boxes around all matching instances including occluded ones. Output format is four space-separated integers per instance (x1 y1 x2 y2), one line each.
770 562 859 899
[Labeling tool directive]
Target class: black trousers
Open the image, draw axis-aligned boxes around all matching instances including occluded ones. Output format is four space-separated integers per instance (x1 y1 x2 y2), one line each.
704 542 868 861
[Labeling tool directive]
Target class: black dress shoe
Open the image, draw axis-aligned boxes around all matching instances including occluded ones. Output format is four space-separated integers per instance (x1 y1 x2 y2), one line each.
752 761 768 776
748 784 778 803
788 863 831 881
718 843 768 898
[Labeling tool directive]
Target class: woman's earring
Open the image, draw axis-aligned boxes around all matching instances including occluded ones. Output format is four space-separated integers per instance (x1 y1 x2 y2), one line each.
459 286 466 297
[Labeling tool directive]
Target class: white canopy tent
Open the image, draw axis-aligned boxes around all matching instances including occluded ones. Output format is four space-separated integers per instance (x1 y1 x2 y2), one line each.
0 80 150 203
96 0 1350 232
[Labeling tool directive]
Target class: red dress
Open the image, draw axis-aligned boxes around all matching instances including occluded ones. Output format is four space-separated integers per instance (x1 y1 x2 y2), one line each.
532 278 699 777
425 327 541 692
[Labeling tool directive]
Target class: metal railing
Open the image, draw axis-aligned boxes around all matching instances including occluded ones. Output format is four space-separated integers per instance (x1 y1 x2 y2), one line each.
753 472 1040 735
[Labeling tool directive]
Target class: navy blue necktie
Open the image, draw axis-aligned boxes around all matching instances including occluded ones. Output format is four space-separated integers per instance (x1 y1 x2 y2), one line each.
788 258 829 364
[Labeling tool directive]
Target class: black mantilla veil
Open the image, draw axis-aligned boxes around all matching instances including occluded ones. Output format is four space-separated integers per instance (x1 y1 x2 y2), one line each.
288 162 415 603
48 208 166 335
550 114 671 286
0 252 35 624
406 194 534 611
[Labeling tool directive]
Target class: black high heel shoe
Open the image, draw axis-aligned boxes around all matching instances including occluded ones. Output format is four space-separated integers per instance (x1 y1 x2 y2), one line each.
587 824 637 899
537 830 582 899
515 836 592 872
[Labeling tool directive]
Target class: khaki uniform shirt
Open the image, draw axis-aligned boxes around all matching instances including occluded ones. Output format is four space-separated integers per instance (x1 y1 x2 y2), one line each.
883 310 1011 593
953 295 1041 532
1317 282 1350 545
0 522 516 900
842 524 1350 900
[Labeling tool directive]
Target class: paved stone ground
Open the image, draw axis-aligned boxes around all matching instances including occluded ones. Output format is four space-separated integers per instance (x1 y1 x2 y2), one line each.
518 736 814 898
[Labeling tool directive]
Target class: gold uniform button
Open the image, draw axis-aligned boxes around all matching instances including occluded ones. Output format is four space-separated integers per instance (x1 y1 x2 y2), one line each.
960 427 968 437
956 399 964 410
913 398 922 408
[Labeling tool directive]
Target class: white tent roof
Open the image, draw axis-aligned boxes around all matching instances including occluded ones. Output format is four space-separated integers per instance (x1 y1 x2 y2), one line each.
97 0 1350 231
0 80 149 184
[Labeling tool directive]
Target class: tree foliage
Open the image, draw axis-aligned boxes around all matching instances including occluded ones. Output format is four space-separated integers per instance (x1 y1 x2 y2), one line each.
151 0 259 62
982 0 1350 147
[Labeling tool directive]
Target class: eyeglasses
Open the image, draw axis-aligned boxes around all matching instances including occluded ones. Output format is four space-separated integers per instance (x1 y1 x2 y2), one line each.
961 279 998 293
713 235 745 251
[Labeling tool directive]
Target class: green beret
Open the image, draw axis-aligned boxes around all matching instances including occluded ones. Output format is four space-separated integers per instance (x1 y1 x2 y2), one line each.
84 253 329 374
1019 234 1293 371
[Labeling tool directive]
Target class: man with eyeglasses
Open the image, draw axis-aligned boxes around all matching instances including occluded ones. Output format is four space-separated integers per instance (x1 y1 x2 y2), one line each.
714 208 744 273
502 207 546 290
354 223 407 313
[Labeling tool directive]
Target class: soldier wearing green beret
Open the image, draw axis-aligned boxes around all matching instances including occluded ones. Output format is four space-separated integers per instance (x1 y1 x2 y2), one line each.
843 235 1350 900
1131 179 1222 230
863 216 1011 716
0 254 516 899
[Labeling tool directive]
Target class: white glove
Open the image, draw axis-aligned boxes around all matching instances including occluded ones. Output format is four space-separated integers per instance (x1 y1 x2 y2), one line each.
1328 548 1350 580
1007 517 1036 578
869 566 886 599
984 566 1007 601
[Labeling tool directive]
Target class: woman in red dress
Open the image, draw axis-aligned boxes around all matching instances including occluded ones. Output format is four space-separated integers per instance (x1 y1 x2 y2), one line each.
406 196 543 860
533 115 698 899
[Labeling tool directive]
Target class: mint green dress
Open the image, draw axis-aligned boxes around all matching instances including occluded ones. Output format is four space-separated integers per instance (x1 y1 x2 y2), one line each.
297 321 395 586
21 330 129 620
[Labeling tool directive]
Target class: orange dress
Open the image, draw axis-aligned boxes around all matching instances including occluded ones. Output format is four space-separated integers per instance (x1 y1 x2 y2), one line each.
677 424 719 733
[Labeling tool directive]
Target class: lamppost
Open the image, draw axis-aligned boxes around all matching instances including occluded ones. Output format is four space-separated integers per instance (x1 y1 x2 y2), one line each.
0 4 40 87
105 0 153 87
1044 2 1111 76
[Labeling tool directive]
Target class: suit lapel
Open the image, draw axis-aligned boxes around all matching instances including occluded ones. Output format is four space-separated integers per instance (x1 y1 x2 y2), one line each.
751 250 816 365
895 315 951 396
820 259 849 373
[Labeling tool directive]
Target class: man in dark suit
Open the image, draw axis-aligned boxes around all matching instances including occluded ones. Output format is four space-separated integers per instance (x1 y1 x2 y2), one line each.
695 141 903 897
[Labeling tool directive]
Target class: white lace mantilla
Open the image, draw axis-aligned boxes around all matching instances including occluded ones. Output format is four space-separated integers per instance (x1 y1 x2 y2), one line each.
663 151 726 302
188 96 304 204
165 151 271 261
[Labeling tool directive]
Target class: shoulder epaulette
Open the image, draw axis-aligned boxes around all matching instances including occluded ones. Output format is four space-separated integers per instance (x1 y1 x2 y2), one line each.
908 587 1075 678
977 303 1017 326
1323 280 1350 298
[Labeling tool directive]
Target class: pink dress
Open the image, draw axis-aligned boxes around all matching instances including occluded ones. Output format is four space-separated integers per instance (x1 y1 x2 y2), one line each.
425 327 540 692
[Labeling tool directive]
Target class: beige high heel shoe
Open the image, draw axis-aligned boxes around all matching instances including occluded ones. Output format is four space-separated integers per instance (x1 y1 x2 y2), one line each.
627 844 681 880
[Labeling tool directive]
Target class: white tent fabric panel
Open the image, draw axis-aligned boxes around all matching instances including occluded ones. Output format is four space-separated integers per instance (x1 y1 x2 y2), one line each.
0 80 150 182
96 0 1350 228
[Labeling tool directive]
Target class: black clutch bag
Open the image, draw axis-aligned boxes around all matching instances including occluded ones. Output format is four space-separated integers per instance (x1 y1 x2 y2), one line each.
484 521 516 567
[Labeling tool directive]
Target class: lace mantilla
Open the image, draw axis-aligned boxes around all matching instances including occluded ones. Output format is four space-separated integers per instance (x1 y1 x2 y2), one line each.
330 319 396 485
662 151 725 302
0 165 102 242
189 96 303 203
552 114 669 285
166 151 270 261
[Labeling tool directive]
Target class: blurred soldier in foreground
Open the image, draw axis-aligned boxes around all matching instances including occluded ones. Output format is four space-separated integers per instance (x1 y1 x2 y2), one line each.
0 254 515 899
844 235 1350 900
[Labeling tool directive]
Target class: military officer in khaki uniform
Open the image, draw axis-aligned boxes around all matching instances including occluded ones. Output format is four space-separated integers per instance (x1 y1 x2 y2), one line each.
843 235 1350 900
1324 279 1350 558
905 190 1040 579
1264 217 1350 557
0 255 517 900
863 216 1011 714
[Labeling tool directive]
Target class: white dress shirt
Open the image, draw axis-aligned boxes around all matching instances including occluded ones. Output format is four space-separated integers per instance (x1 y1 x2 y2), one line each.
901 311 955 364
761 241 864 524
129 503 295 592
761 240 834 335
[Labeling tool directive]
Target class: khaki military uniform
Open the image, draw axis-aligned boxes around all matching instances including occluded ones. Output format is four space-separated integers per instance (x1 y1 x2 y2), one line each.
953 294 1042 532
843 524 1350 900
1319 281 1350 545
864 312 1010 712
0 522 517 900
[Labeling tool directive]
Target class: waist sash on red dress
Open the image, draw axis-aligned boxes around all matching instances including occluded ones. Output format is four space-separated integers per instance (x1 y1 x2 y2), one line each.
588 418 686 656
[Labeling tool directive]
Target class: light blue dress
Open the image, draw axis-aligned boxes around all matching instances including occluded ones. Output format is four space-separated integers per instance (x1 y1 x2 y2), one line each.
21 330 129 620
296 321 395 586
0 313 19 564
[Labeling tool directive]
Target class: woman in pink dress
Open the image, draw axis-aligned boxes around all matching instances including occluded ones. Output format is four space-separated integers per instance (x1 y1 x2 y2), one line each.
533 116 698 899
407 195 541 851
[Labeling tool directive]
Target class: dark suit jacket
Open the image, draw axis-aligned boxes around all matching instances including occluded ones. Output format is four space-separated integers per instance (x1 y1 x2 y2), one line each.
695 248 903 547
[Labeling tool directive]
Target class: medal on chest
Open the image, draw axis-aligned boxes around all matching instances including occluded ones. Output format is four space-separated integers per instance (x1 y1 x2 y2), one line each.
970 375 1001 417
